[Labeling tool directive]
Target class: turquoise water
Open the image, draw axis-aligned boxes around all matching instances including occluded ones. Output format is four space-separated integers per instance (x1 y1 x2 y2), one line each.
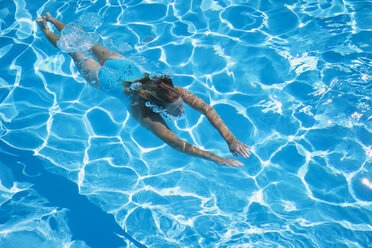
0 0 371 247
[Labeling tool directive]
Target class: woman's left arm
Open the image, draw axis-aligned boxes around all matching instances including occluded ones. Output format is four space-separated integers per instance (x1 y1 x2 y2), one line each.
175 87 251 158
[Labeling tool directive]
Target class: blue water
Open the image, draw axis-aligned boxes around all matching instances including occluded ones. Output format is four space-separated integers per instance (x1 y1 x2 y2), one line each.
0 0 371 247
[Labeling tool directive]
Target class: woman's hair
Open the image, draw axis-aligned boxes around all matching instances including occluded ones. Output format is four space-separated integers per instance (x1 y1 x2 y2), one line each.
122 74 180 107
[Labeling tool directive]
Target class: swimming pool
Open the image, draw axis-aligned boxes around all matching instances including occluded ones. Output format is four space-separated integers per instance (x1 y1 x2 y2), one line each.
0 0 371 247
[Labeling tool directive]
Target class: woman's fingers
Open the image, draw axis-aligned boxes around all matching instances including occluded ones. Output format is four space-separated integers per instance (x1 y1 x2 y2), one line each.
232 160 244 167
236 145 250 158
227 159 244 167
237 147 245 158
241 144 251 157
219 158 244 167
243 147 251 157
230 140 251 158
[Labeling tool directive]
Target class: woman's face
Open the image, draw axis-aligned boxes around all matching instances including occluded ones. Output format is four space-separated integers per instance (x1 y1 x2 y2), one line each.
165 97 184 117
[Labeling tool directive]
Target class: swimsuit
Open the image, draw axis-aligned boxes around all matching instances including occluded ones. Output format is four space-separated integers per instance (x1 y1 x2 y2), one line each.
98 58 143 103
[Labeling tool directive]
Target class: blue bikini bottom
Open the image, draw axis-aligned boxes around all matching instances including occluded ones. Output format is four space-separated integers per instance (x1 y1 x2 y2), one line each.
98 58 143 103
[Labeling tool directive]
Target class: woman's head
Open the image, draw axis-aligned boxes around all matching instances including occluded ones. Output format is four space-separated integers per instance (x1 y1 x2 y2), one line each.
123 74 184 118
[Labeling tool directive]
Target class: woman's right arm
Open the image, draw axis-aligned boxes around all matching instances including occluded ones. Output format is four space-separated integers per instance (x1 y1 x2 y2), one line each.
130 99 244 167
174 87 250 158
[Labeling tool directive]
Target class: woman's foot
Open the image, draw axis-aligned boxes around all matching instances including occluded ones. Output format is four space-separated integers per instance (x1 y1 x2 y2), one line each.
36 15 61 48
36 17 48 32
43 12 53 22
41 12 66 32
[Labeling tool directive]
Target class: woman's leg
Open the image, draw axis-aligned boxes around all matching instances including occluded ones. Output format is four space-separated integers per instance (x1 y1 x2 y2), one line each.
70 52 101 89
36 17 60 48
36 17 101 88
89 43 125 65
44 13 126 65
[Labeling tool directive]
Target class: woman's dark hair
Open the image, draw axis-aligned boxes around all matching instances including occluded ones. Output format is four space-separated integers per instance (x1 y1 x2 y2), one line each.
122 74 180 107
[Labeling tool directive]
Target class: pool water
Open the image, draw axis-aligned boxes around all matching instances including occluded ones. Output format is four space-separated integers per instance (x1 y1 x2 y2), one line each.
0 0 371 247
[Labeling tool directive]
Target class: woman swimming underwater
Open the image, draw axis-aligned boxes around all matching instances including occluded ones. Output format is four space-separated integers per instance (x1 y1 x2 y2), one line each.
36 13 250 167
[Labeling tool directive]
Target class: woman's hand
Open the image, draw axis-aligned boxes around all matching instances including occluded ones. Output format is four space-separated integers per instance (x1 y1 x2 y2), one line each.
229 139 251 158
216 158 244 167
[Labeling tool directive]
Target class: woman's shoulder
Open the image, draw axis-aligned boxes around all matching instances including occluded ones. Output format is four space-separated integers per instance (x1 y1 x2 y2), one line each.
174 86 186 94
174 86 193 99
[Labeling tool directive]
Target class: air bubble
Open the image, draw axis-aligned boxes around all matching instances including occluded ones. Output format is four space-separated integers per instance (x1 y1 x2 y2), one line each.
61 23 81 35
79 12 103 27
57 23 99 53
129 55 147 65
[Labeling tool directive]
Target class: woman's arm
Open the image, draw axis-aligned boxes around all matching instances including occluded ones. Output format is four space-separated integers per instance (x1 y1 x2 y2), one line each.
130 98 243 167
175 87 250 158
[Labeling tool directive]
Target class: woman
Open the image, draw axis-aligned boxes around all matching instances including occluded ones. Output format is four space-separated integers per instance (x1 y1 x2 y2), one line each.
36 13 250 167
